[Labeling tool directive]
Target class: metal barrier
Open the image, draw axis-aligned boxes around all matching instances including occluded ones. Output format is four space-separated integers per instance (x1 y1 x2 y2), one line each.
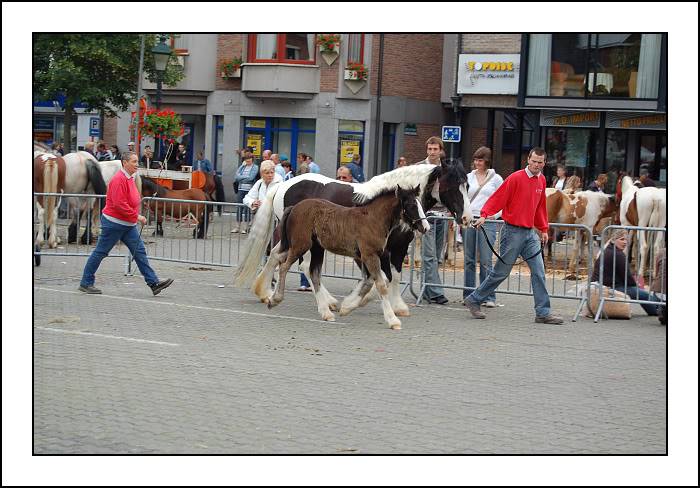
592 224 667 323
415 216 594 320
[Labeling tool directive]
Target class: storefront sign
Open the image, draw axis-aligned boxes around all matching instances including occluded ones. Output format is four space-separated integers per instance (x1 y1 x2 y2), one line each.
540 110 601 128
404 123 417 136
245 119 266 129
246 134 263 157
606 112 667 130
340 140 360 164
457 54 520 95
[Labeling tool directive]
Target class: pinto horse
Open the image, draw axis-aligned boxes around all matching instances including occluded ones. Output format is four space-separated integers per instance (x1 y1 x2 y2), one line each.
233 159 470 316
34 151 106 248
617 175 666 280
140 177 212 239
267 186 429 329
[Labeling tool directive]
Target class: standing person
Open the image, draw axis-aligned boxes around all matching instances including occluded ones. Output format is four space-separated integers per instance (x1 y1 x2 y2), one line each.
271 153 286 178
419 136 449 305
281 159 294 181
346 153 365 182
95 143 114 161
173 143 188 171
550 164 570 190
261 149 272 165
462 146 504 308
396 156 408 168
336 165 357 183
78 151 173 296
243 160 283 229
588 173 608 192
84 141 96 157
127 141 136 154
140 146 155 168
110 145 121 162
305 154 320 174
192 150 213 173
296 158 310 177
464 147 564 324
232 153 259 234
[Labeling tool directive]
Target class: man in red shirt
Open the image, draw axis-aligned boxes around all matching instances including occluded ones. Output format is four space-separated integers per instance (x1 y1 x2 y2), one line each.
79 151 173 296
464 147 564 324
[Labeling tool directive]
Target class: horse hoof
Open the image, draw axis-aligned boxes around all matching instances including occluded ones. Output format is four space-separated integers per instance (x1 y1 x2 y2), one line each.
564 274 578 281
322 312 336 322
395 309 410 317
328 302 339 312
390 322 402 330
338 307 352 316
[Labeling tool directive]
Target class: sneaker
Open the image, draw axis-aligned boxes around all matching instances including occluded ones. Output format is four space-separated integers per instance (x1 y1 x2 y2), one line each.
231 227 239 234
150 278 174 296
535 314 564 325
78 285 102 294
463 298 486 319
483 301 497 308
430 295 449 305
241 229 247 235
297 286 311 292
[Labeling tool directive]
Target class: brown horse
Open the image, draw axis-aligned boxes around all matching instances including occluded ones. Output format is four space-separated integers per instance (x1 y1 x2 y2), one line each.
266 186 429 330
33 153 66 248
140 177 212 239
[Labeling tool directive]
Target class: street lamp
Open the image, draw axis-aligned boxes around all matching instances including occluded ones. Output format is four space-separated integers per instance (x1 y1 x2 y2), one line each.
151 35 172 161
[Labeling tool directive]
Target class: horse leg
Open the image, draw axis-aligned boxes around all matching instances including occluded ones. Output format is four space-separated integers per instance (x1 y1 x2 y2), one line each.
48 205 59 248
566 230 581 279
268 249 292 308
364 254 401 330
308 241 335 322
253 242 282 302
341 264 374 316
35 203 46 248
300 251 338 311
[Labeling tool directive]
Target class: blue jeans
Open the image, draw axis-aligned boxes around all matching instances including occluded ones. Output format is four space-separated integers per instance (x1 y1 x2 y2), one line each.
421 217 447 299
80 215 159 287
462 221 497 302
236 190 251 223
467 223 551 317
613 286 661 316
300 273 310 288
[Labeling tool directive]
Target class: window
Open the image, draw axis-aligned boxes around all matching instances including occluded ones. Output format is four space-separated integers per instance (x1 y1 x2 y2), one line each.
527 33 662 99
347 34 364 63
338 120 364 167
248 34 316 64
544 128 599 185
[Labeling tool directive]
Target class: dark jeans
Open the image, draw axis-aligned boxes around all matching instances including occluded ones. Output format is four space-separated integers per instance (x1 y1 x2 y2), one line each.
80 215 159 287
236 190 251 223
613 286 661 316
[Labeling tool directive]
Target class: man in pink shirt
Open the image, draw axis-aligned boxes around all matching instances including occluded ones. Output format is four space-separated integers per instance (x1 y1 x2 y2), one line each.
464 147 564 324
79 151 173 296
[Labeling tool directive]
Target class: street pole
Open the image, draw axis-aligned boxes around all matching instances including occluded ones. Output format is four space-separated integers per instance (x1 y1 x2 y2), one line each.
135 34 145 156
156 74 162 162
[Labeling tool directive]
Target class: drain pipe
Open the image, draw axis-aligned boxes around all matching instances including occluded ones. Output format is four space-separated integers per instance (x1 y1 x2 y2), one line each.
372 34 385 177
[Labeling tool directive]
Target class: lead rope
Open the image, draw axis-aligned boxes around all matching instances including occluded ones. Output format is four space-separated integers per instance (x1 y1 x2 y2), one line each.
475 222 545 271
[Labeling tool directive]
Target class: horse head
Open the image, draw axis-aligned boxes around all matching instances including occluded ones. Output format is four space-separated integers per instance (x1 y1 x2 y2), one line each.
426 158 470 227
396 185 430 234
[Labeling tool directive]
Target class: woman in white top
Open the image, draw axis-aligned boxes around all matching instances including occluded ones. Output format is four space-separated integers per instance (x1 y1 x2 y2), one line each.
242 160 283 234
551 164 568 191
462 146 503 307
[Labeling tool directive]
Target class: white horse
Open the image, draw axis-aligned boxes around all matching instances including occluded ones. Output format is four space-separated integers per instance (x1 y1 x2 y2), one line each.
619 175 666 280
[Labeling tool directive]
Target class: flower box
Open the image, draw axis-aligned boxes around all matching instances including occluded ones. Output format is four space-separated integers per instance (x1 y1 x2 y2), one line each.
221 68 241 79
344 69 361 81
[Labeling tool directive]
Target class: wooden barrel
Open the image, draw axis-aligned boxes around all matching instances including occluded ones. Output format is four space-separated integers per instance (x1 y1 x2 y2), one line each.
191 170 206 189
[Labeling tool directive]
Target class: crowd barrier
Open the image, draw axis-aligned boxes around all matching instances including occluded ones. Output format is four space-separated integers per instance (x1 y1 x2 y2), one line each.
34 193 666 323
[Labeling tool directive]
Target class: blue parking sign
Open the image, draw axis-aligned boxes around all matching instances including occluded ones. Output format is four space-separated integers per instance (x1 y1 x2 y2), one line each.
89 117 100 137
442 125 461 143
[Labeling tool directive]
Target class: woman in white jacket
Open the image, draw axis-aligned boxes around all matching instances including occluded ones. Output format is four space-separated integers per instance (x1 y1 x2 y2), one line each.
242 160 283 234
462 146 504 307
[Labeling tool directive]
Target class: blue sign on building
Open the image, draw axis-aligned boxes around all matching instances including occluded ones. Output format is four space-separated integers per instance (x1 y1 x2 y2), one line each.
441 125 461 143
89 117 100 137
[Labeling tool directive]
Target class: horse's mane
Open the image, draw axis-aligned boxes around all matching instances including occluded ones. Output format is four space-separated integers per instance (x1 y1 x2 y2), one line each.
142 177 168 195
352 164 437 205
354 187 404 207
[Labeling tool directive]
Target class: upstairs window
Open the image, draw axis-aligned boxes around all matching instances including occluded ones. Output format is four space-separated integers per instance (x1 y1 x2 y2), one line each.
248 34 316 64
347 34 364 63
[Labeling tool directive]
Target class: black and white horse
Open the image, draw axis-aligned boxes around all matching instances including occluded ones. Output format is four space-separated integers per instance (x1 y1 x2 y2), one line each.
233 159 470 316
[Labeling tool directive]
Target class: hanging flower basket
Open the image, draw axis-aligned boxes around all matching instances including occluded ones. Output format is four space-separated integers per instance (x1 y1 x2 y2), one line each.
140 109 184 145
344 62 368 81
221 57 242 79
316 34 341 53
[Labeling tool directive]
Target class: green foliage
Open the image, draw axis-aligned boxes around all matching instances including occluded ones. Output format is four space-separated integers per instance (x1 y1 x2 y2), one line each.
33 34 185 116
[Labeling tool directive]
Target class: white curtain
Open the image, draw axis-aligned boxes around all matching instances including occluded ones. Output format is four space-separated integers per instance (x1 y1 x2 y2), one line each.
348 34 362 63
256 34 277 59
306 34 315 60
636 34 662 98
527 34 552 96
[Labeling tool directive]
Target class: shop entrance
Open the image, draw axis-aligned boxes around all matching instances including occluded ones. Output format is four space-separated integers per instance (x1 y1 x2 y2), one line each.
243 117 316 170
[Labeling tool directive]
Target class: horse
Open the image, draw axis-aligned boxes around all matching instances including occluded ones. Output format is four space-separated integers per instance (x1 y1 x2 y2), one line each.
267 186 429 329
98 159 143 194
140 177 212 239
545 188 618 279
233 159 471 317
617 175 666 280
33 151 106 248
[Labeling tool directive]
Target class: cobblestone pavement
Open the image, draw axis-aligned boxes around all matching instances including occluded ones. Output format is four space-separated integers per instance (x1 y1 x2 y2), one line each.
33 254 666 454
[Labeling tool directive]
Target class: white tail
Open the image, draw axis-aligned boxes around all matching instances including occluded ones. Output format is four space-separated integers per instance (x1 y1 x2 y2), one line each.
43 159 58 233
232 184 280 287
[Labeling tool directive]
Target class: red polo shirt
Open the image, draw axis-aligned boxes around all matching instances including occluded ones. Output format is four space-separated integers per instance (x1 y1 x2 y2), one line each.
102 169 141 224
480 168 548 233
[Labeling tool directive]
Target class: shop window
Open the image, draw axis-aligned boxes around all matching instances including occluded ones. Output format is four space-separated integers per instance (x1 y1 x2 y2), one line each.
347 34 364 63
249 34 316 64
338 119 364 168
545 128 597 184
604 130 627 192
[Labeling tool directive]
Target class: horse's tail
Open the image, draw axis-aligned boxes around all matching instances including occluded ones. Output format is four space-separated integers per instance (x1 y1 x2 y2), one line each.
43 158 58 230
232 183 280 288
279 206 294 254
86 159 108 210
